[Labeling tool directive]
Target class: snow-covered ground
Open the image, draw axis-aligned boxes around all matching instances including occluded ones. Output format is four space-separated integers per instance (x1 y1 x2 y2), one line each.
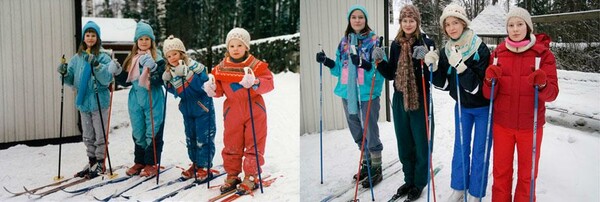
0 72 299 201
300 69 600 202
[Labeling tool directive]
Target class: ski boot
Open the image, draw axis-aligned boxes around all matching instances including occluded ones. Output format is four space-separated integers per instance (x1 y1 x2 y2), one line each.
88 160 104 179
405 186 423 201
361 165 382 188
75 157 96 178
140 165 158 177
236 175 259 195
220 175 241 194
126 163 145 176
352 160 369 181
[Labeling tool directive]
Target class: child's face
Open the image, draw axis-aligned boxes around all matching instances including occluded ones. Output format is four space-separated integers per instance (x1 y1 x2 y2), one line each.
507 17 528 42
401 17 417 36
165 51 182 67
444 17 465 40
137 36 152 51
350 10 366 33
228 39 248 60
84 31 97 49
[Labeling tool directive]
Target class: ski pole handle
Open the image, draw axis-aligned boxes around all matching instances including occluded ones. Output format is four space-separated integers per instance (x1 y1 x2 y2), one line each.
534 57 541 70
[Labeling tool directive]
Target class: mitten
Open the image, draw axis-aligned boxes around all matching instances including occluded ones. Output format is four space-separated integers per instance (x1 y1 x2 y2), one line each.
162 69 173 81
173 60 188 77
203 77 216 97
139 54 157 72
424 50 439 72
448 49 467 74
371 47 386 62
239 73 256 89
485 65 502 85
57 63 67 75
316 51 335 68
412 46 428 60
528 69 547 87
108 59 122 75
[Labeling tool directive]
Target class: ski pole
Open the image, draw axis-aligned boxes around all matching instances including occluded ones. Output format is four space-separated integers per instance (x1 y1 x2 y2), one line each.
530 55 541 202
451 46 468 202
318 44 324 185
147 67 159 184
103 51 117 179
87 49 114 177
244 67 264 193
480 52 498 199
420 45 437 202
54 55 67 181
427 46 438 202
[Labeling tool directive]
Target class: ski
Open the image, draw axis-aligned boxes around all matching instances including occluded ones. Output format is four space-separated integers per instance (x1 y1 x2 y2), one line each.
93 166 173 201
320 159 401 202
149 171 227 202
219 175 279 202
387 166 443 202
3 176 75 196
146 165 224 193
207 174 272 202
28 177 90 198
57 164 131 194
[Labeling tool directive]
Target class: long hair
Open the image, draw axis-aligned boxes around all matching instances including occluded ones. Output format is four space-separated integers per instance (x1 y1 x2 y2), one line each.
123 40 158 72
77 29 101 56
394 19 422 42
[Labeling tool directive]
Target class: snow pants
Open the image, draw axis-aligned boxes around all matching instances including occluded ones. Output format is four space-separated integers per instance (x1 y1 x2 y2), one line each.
450 104 492 197
183 114 216 168
492 123 544 202
222 95 267 176
342 97 383 155
392 91 434 189
80 108 108 161
128 85 165 166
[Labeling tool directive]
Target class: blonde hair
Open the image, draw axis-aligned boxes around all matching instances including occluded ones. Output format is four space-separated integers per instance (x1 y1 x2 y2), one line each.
442 17 468 37
394 18 422 42
165 51 191 69
123 40 158 72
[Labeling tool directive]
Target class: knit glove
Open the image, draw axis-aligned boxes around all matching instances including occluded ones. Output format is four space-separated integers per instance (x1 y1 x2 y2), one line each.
528 69 547 88
57 63 67 75
203 75 217 97
448 49 467 74
139 54 157 72
316 51 335 69
350 54 372 71
239 73 257 89
371 47 386 63
424 50 439 72
173 60 188 77
108 59 122 75
485 65 502 85
412 46 428 60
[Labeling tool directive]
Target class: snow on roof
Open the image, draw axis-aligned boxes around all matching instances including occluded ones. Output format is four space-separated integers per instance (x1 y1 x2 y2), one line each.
82 17 136 43
471 4 508 37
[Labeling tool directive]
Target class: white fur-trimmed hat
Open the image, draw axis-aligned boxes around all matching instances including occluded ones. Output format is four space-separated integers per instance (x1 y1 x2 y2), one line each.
439 4 470 28
226 28 251 50
507 7 534 33
162 35 186 55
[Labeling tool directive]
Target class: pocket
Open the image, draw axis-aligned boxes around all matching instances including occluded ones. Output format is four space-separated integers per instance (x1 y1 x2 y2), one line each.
197 101 209 112
254 102 266 113
223 107 231 121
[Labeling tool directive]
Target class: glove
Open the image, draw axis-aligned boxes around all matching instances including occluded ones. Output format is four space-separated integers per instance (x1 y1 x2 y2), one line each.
371 47 385 63
412 46 428 60
350 54 372 71
239 73 256 89
162 69 173 81
173 60 188 77
316 51 336 69
203 79 216 97
139 54 157 72
108 59 122 75
57 63 67 75
485 65 502 85
424 50 439 72
448 49 467 74
528 69 547 88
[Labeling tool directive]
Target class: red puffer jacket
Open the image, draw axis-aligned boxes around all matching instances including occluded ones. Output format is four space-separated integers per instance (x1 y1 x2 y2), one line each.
483 33 559 130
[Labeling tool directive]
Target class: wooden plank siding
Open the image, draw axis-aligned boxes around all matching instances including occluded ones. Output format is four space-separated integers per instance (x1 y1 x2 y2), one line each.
300 0 387 134
0 0 79 143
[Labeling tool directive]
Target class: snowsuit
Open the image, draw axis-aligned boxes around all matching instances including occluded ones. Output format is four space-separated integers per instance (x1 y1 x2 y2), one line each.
212 54 274 176
376 34 435 190
432 30 492 197
165 60 216 168
330 31 385 161
127 53 166 166
64 50 112 162
483 33 559 202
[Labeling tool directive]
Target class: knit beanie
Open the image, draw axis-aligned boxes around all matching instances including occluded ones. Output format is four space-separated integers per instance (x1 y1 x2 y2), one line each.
400 5 421 26
226 28 251 50
506 7 534 33
439 4 471 28
347 4 369 22
162 35 186 55
82 21 101 41
134 22 155 42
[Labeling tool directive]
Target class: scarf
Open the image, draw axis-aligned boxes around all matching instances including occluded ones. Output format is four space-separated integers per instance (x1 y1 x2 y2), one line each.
76 53 92 106
127 49 151 89
395 36 419 111
505 34 537 53
444 29 482 62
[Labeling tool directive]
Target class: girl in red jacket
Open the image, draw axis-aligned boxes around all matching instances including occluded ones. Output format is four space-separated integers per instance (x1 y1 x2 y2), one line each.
483 7 559 202
203 28 274 195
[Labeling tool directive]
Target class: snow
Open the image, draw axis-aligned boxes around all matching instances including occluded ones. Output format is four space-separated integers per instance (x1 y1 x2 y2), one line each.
83 17 137 43
189 33 300 53
0 72 299 201
301 69 600 202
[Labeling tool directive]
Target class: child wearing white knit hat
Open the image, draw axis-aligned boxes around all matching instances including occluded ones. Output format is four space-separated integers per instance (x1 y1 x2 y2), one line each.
161 35 218 180
425 3 493 202
204 27 274 195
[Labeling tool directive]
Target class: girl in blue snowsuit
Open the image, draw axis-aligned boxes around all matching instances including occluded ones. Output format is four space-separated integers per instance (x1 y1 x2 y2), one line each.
58 21 120 178
161 35 217 180
119 22 166 177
